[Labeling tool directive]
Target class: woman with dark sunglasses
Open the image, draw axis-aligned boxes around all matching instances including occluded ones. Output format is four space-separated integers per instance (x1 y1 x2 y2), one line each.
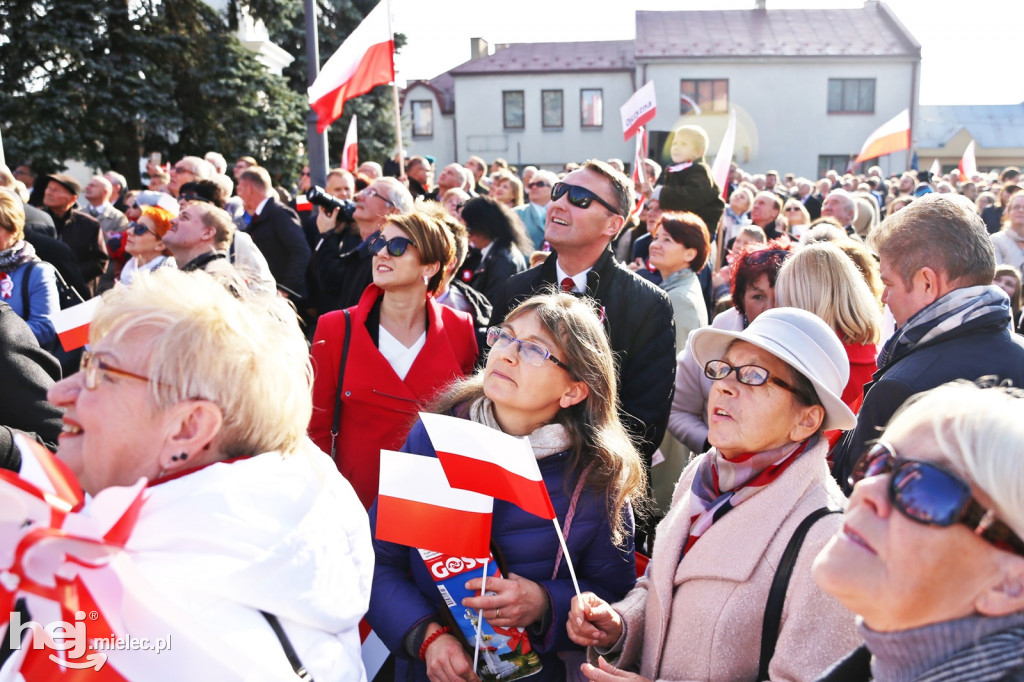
568 307 861 681
368 293 646 682
309 210 479 510
813 380 1024 681
118 205 176 286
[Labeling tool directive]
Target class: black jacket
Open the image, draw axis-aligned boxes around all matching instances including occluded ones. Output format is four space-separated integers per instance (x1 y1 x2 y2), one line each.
488 248 676 460
656 161 725 237
831 305 1024 492
469 244 527 305
245 197 312 299
314 228 374 313
0 302 63 472
45 206 108 296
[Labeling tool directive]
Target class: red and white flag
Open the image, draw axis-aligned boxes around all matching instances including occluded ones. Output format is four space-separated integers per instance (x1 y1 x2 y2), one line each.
376 450 493 559
52 296 102 352
341 115 359 172
629 127 648 219
307 0 395 134
958 140 977 181
855 109 910 163
420 412 556 520
620 81 657 141
711 109 737 200
929 158 942 180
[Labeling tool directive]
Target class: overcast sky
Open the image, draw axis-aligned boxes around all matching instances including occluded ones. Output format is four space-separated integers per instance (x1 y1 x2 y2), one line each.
388 0 1021 106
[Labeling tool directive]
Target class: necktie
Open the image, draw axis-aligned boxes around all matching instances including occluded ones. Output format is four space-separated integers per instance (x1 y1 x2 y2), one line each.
561 277 574 293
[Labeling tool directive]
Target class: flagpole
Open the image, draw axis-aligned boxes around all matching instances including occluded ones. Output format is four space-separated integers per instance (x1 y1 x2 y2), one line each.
385 0 405 178
473 559 488 673
550 519 582 599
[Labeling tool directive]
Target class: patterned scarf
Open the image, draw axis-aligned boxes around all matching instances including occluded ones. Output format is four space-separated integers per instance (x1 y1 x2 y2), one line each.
0 240 36 273
877 285 1010 370
682 437 812 555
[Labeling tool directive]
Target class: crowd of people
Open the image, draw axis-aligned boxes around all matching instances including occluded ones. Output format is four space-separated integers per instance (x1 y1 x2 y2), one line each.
3 146 1024 682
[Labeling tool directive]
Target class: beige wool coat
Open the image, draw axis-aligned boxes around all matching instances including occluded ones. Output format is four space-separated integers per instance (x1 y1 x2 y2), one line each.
598 438 861 681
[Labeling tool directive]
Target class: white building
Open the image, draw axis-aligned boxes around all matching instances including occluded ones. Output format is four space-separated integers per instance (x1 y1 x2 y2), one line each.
400 1 921 179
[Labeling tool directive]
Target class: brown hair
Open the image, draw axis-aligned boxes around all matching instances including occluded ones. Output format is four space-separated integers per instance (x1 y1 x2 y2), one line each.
386 211 456 296
655 211 711 272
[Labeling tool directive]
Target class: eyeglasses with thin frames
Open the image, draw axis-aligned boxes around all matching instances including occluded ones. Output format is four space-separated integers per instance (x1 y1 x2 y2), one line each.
80 351 152 390
486 327 569 371
360 188 396 207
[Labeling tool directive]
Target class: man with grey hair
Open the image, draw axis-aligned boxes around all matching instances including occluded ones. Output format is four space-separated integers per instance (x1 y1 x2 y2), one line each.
237 167 310 300
168 156 213 198
820 189 858 237
830 194 1024 491
314 176 413 311
795 177 821 219
515 169 557 249
428 163 468 202
164 202 237 277
465 156 489 196
103 171 128 212
356 161 382 180
204 151 228 175
81 175 129 235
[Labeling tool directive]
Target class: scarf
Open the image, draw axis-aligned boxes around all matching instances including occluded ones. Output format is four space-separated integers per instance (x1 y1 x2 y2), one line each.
0 240 36 273
666 160 694 173
877 285 1009 370
682 437 812 555
468 395 570 460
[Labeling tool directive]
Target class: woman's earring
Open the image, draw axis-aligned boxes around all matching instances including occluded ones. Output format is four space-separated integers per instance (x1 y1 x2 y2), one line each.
423 274 430 286
171 452 189 462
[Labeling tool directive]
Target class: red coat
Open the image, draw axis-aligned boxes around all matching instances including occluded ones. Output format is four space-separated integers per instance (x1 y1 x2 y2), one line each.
309 285 478 509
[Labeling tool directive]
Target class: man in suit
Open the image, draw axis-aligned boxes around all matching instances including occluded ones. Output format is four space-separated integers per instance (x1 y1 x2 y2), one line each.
515 169 556 250
237 166 311 300
427 163 469 202
795 178 822 220
821 189 858 237
465 156 489 196
81 175 129 235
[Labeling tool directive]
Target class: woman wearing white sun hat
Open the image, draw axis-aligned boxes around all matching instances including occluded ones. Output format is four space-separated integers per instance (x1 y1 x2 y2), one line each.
568 307 862 682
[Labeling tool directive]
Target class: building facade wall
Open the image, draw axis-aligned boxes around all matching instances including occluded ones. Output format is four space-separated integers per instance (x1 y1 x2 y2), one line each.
401 83 457 169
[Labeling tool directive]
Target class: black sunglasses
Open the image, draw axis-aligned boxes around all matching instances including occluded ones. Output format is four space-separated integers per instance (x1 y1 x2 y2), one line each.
551 182 621 216
851 442 1024 557
129 222 157 237
368 232 415 257
528 181 550 189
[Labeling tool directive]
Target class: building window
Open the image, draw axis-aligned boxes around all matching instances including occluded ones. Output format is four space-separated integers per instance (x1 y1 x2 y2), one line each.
503 91 525 129
411 100 433 137
818 155 851 178
580 89 603 128
828 78 875 113
680 79 728 114
542 90 563 128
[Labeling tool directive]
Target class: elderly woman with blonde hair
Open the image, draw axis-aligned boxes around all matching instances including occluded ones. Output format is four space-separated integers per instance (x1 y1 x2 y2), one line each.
813 380 1024 680
46 268 373 680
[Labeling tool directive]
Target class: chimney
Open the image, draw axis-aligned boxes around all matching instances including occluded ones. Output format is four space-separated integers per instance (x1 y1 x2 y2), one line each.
470 38 489 61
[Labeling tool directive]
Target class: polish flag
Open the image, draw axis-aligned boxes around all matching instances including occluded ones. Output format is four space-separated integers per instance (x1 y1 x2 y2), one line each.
928 158 942 180
420 412 556 520
958 140 977 182
376 450 493 559
711 109 737 200
855 109 910 163
52 296 102 351
629 127 647 219
307 0 395 134
341 115 359 172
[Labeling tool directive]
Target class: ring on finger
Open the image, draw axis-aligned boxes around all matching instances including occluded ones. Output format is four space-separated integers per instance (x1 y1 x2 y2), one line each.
496 608 501 618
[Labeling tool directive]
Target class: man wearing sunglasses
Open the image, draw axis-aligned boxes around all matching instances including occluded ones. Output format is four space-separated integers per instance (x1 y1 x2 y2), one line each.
515 169 557 250
830 194 1024 493
488 160 675 519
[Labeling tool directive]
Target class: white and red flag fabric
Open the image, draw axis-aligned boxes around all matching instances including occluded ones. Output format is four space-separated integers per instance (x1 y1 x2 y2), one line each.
958 140 977 181
307 0 395 134
855 109 910 163
928 157 942 180
419 412 556 520
52 296 102 352
341 115 359 172
711 109 737 200
629 127 648 220
376 450 493 559
620 81 657 141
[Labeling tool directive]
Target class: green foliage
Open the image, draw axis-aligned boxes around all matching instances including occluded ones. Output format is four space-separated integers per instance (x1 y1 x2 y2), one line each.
0 0 305 184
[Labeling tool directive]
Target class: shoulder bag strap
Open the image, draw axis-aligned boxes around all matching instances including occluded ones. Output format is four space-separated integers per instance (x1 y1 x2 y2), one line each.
329 308 352 462
21 260 37 319
259 610 314 681
551 463 594 580
757 507 841 681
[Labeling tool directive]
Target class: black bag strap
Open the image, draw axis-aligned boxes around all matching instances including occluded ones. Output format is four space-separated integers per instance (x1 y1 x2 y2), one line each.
21 260 37 319
329 308 352 461
260 610 314 681
758 506 841 681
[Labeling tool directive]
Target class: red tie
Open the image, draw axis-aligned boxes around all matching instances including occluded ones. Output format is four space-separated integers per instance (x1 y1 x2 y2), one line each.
561 277 574 293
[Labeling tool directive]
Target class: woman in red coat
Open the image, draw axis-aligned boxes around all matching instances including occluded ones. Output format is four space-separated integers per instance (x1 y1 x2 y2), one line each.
310 210 478 508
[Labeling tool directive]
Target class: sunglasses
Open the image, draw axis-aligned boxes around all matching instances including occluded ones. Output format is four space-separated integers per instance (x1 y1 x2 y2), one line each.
528 181 550 189
551 182 621 216
129 222 158 237
851 442 1024 557
784 206 802 212
486 327 568 370
368 232 415 257
704 359 802 396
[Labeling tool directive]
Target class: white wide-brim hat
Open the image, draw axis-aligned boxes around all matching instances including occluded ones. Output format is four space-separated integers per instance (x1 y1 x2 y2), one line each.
689 307 857 432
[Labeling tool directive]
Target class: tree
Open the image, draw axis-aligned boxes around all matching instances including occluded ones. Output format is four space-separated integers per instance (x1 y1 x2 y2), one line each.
0 0 305 184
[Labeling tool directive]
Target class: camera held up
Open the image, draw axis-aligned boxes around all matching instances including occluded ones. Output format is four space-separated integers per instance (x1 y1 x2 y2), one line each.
306 186 356 222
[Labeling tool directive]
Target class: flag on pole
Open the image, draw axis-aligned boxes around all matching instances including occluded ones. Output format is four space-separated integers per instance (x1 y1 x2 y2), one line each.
307 0 395 134
419 412 556 520
711 109 737 201
629 127 648 219
854 109 911 163
929 158 942 180
620 81 657 141
341 116 359 172
376 450 493 559
958 140 977 182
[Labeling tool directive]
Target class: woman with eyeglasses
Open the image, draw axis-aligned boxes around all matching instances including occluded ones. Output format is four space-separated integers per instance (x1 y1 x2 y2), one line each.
460 196 532 305
368 292 646 682
813 380 1024 681
568 307 861 682
42 268 373 679
118 205 176 286
309 210 478 510
0 187 59 349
